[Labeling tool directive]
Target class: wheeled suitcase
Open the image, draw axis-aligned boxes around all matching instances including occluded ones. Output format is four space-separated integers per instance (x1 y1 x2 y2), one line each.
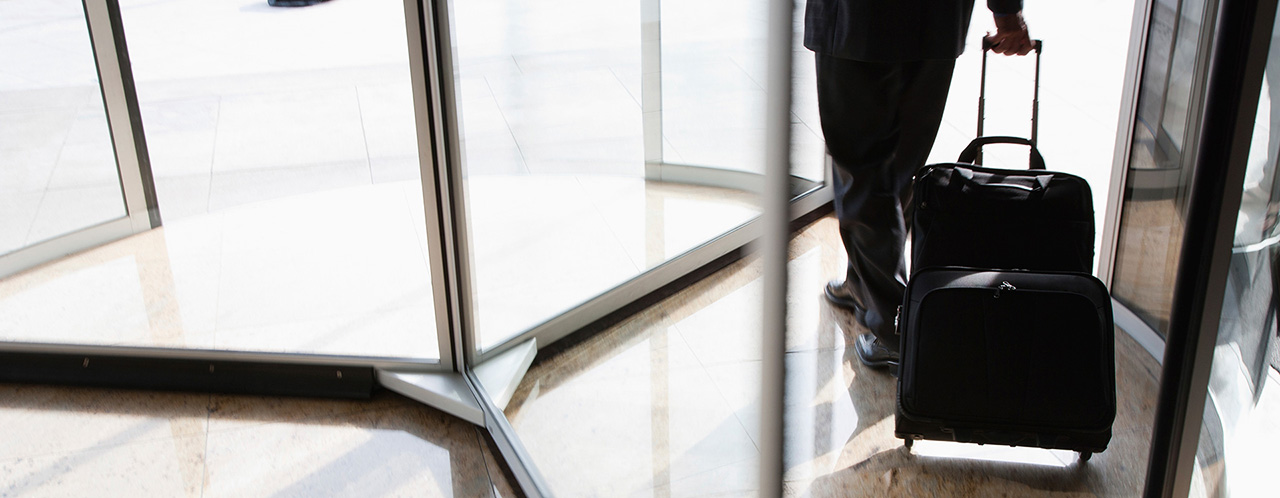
894 40 1116 461
894 268 1116 459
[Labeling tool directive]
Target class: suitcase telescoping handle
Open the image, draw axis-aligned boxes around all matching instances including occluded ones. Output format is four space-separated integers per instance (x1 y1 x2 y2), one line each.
971 37 1043 167
958 136 1046 170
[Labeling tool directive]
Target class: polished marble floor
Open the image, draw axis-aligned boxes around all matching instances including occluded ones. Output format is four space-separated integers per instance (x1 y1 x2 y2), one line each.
505 216 1161 497
0 384 515 497
0 176 756 359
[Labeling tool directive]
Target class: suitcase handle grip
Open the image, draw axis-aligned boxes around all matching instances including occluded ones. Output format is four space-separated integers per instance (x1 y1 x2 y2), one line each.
981 37 1043 53
958 136 1047 170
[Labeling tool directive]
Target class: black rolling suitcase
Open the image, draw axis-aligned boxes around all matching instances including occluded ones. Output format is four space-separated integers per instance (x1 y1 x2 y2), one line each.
894 40 1117 461
895 268 1116 458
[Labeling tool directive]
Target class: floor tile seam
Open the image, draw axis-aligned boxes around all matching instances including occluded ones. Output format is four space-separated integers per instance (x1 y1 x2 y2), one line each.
668 323 722 373
483 76 533 174
659 134 687 163
209 208 225 354
608 65 642 110
201 404 403 435
22 104 77 247
207 157 377 178
205 302 397 336
471 426 500 498
0 429 209 464
570 175 646 275
644 453 762 495
200 393 212 498
352 82 376 185
728 401 763 455
726 53 764 93
671 336 764 454
667 344 848 371
784 343 848 355
501 131 648 154
204 96 222 215
692 347 857 440
151 74 395 104
398 185 437 289
792 115 822 142
527 361 720 389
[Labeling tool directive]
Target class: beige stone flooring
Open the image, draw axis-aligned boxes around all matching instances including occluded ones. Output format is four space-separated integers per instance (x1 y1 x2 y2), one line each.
0 385 515 497
505 215 1159 497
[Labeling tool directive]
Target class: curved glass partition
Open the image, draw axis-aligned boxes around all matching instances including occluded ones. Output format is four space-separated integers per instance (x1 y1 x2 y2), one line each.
655 0 826 183
1 0 443 362
442 0 820 493
1111 0 1214 336
0 0 126 262
446 0 822 356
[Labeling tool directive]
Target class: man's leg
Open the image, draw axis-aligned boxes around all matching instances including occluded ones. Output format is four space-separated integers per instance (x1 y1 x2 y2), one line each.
815 53 956 364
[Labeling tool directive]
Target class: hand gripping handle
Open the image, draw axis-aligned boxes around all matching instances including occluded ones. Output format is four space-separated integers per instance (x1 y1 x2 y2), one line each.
981 38 1043 53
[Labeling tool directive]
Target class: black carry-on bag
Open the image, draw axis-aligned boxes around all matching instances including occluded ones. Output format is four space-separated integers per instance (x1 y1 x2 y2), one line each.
911 39 1095 274
895 40 1117 461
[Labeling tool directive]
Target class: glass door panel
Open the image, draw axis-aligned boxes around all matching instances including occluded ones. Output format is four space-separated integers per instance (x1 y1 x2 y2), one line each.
1111 0 1214 336
447 0 783 492
0 0 125 257
655 0 826 183
0 0 440 360
451 0 765 352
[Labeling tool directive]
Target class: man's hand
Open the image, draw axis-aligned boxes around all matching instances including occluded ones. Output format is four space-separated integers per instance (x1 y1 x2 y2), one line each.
984 12 1033 56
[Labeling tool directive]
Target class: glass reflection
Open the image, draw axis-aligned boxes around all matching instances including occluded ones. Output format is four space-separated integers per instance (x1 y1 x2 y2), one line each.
0 0 125 257
450 0 765 351
1111 0 1212 336
1192 11 1280 494
0 0 439 359
121 0 437 358
656 1 826 181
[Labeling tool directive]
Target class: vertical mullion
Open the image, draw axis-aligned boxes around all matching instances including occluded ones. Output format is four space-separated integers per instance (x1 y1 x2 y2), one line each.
642 0 664 177
425 0 476 371
1099 0 1157 283
82 0 159 232
405 0 473 372
1143 0 1276 495
402 0 452 371
760 0 792 495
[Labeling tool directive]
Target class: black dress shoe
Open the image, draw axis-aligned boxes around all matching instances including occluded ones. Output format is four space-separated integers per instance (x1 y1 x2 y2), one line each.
854 332 900 370
824 280 867 325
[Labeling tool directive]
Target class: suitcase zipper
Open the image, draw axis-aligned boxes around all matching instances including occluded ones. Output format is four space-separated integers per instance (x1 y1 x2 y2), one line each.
994 281 1016 298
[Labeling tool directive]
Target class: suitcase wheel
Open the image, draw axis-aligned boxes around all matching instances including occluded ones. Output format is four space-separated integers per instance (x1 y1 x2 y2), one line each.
904 438 914 450
1078 451 1092 463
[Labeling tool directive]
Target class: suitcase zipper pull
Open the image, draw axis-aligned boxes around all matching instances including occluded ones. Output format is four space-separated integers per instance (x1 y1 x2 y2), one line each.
995 281 1016 299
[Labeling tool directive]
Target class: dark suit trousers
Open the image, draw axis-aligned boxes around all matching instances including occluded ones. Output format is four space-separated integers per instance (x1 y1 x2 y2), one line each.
815 53 956 348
